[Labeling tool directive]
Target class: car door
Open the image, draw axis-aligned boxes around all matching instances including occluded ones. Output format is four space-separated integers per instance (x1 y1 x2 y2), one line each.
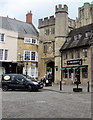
11 75 26 89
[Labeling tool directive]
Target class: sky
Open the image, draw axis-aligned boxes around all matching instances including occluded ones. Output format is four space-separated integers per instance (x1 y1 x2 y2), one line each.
0 0 93 29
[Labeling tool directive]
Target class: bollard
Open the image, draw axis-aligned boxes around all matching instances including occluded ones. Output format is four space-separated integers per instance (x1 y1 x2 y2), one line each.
87 81 90 92
60 80 62 91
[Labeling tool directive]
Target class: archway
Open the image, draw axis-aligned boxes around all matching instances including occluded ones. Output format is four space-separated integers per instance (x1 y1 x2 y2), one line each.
46 61 54 82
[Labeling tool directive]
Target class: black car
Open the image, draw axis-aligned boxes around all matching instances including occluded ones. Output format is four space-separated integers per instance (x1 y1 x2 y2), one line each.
1 74 43 91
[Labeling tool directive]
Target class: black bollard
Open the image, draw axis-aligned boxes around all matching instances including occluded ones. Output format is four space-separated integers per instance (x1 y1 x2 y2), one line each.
60 80 62 91
87 81 90 92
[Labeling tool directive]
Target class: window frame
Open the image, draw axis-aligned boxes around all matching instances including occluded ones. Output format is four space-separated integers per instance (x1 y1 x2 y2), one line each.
0 33 5 42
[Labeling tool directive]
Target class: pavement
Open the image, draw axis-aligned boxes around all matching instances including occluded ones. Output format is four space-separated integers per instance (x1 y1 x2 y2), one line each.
43 83 92 93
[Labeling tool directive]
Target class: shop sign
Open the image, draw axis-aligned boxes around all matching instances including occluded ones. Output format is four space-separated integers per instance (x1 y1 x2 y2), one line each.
67 59 82 65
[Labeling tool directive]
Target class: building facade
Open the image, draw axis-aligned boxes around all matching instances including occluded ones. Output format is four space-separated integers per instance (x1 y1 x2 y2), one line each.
38 2 93 83
0 12 39 78
38 5 75 83
60 23 93 84
76 2 93 28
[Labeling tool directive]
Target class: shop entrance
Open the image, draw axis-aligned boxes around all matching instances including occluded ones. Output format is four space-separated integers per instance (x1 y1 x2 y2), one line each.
46 61 54 82
75 68 80 82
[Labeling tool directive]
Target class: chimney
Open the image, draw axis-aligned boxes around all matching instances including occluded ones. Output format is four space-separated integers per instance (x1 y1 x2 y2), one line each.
26 11 32 24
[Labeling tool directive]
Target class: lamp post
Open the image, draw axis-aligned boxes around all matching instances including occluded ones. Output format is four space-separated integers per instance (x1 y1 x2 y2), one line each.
25 56 29 78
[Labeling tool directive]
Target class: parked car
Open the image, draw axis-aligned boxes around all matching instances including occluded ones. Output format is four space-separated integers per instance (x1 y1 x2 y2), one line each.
1 74 43 91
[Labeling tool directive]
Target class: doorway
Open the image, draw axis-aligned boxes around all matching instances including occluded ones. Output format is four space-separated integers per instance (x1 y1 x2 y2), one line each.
46 61 54 82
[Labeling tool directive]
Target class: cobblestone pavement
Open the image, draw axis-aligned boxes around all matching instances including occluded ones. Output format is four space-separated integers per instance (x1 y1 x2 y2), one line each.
1 84 92 119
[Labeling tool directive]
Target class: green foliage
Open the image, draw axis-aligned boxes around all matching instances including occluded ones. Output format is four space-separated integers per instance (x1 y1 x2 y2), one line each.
47 67 51 72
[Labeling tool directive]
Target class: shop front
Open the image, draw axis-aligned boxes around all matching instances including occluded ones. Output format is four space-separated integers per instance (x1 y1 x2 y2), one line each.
61 59 88 84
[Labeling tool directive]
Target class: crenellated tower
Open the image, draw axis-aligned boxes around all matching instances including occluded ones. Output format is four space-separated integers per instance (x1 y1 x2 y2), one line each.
55 4 68 83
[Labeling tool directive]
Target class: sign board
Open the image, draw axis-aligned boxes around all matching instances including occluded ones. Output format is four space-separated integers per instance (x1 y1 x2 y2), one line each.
67 59 82 65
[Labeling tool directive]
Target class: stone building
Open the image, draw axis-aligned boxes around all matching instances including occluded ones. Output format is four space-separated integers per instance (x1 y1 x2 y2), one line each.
38 5 75 83
76 2 93 28
0 12 39 78
60 23 93 84
38 2 93 83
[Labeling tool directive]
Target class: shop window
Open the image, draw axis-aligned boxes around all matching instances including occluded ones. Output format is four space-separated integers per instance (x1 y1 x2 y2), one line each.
63 69 68 78
82 67 88 78
82 48 87 58
69 69 73 78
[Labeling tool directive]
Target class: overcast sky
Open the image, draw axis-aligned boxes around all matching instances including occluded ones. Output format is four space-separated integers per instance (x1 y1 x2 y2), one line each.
0 0 92 28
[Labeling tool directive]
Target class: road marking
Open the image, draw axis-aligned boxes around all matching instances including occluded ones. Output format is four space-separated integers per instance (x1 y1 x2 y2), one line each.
36 100 46 103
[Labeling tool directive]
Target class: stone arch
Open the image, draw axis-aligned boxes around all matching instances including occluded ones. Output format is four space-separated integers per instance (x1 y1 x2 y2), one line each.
46 60 55 82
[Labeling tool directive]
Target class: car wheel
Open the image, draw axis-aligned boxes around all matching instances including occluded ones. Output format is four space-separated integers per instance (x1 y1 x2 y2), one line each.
2 85 8 91
28 85 32 92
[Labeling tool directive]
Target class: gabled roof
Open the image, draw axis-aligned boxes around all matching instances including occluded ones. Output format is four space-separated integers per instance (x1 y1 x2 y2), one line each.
60 23 93 51
0 16 39 36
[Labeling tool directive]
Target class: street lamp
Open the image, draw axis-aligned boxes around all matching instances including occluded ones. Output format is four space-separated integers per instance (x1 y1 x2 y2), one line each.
25 56 29 78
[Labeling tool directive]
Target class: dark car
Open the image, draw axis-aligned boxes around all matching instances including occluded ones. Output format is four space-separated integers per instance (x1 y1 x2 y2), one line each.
1 74 43 91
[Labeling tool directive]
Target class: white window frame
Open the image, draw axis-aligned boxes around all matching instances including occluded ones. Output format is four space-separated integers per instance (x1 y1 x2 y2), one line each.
24 37 38 45
0 49 8 61
24 50 38 62
0 33 5 42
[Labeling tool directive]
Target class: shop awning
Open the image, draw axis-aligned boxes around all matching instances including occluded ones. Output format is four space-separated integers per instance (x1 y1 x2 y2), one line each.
61 65 88 70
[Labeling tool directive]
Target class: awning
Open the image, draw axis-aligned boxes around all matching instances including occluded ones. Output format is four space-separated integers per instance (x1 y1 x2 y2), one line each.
61 65 88 70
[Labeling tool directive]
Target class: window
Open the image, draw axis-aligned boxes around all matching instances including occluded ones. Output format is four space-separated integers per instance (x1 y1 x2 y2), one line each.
4 50 8 60
85 31 91 38
0 49 3 60
70 50 74 59
24 50 38 61
32 39 36 44
24 37 37 45
45 29 49 35
74 34 82 41
51 28 55 34
44 44 47 53
66 37 71 42
75 50 80 58
24 50 30 60
69 69 73 78
63 69 68 78
64 52 68 60
24 37 31 44
0 34 4 42
31 52 35 60
82 48 87 58
0 49 8 60
82 67 88 78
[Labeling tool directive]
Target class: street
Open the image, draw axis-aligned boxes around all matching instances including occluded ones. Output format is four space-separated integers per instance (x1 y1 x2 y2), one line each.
2 84 91 119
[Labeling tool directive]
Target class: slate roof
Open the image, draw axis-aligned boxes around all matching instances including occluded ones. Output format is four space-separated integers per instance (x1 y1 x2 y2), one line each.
60 23 93 51
0 16 38 36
